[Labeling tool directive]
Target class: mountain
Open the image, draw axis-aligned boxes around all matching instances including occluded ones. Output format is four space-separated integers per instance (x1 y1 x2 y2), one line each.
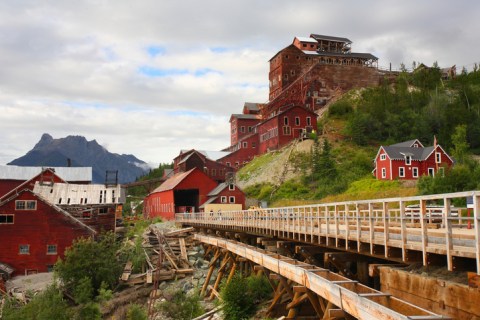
8 133 150 184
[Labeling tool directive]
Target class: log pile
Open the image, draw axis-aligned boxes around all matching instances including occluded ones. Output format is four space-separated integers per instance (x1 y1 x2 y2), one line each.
120 226 196 285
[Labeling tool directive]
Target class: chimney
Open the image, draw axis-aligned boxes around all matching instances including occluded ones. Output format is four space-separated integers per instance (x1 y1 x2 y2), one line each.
67 158 72 167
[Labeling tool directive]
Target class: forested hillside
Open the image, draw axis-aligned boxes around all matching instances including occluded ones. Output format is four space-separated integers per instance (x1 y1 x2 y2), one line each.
241 64 480 206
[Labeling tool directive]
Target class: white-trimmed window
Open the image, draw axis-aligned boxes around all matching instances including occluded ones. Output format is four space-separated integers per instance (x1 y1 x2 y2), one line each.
242 142 247 148
47 244 57 255
19 244 30 255
229 196 235 203
15 200 36 210
252 142 256 148
380 154 386 161
399 167 405 177
229 184 235 191
0 214 14 224
436 152 441 163
306 117 311 126
211 169 216 176
438 167 445 177
284 117 289 125
295 117 300 126
226 162 231 167
413 167 419 178
240 126 245 133
405 155 411 165
220 196 227 203
381 168 386 178
283 126 291 135
428 168 435 176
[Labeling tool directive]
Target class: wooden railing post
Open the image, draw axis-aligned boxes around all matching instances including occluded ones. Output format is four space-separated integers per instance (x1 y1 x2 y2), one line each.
400 200 406 263
420 199 428 266
444 197 453 271
474 194 480 274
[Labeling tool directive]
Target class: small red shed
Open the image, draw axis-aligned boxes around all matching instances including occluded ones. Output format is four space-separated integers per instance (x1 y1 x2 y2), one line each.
143 168 217 220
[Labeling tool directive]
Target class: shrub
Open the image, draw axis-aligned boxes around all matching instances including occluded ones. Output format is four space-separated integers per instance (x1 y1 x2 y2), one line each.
329 100 353 116
220 273 272 320
126 304 148 320
158 289 204 320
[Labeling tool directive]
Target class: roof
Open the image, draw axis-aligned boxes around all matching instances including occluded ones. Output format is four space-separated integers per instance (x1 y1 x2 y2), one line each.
382 146 435 161
179 149 231 161
244 102 261 111
310 34 352 44
230 114 261 120
33 182 126 205
151 168 196 193
208 182 228 196
295 36 318 43
313 51 378 60
0 165 92 182
390 139 423 148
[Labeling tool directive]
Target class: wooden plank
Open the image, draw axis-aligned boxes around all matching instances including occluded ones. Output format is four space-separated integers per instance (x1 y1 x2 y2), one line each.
179 238 188 261
164 227 195 237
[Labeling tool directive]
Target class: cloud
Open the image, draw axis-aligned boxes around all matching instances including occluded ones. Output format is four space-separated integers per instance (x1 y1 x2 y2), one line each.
1 0 480 166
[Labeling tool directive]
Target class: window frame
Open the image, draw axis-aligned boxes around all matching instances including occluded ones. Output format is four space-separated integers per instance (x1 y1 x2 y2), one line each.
47 244 58 255
229 196 235 203
380 154 386 161
0 214 14 224
412 167 419 178
399 167 405 178
220 196 227 203
405 155 411 165
15 200 37 210
19 244 30 255
295 117 300 126
435 152 441 163
381 168 386 178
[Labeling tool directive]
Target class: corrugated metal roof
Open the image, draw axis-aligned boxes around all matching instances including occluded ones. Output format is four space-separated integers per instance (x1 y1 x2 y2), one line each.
310 34 352 43
314 51 378 60
295 36 318 43
0 165 92 182
208 182 227 196
244 102 261 111
151 168 196 193
390 139 423 148
383 146 435 161
33 182 125 205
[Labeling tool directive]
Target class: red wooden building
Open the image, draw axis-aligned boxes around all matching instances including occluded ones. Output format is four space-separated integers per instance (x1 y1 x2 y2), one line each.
143 168 218 220
173 149 234 183
199 182 246 211
0 189 95 276
374 139 454 180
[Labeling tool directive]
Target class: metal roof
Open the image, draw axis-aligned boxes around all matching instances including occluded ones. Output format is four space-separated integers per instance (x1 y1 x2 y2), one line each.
314 51 378 60
382 146 435 161
244 102 261 111
208 182 228 196
310 34 352 43
0 165 92 182
33 182 125 205
390 139 423 148
151 168 196 193
230 114 261 120
295 36 318 43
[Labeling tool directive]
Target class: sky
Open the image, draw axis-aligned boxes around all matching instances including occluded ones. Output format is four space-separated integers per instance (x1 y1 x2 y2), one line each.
1 0 479 168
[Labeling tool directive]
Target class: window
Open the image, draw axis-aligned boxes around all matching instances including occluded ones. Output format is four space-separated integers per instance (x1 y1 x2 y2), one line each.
47 244 57 255
380 154 386 161
413 167 419 178
436 152 441 163
283 126 291 135
405 155 411 165
290 70 295 76
242 142 247 148
438 167 445 177
229 196 235 203
295 117 300 126
399 167 405 177
221 196 227 203
428 168 435 176
226 162 231 167
248 126 253 133
252 142 256 148
235 162 239 167
219 169 224 176
284 117 289 125
240 126 245 133
0 215 14 224
306 117 311 126
15 200 36 210
229 184 235 191
112 190 115 203
58 198 62 204
19 245 30 255
211 169 216 176
381 168 386 178
413 143 419 148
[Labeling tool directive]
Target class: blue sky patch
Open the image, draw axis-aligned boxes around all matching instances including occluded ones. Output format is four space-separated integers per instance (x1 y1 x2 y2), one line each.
210 46 228 53
138 66 189 77
146 45 166 57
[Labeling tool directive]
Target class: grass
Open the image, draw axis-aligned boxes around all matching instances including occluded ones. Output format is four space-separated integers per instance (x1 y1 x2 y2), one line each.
237 152 278 181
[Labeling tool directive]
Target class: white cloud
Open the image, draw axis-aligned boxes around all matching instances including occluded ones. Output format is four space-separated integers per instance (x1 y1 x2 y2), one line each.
1 0 480 165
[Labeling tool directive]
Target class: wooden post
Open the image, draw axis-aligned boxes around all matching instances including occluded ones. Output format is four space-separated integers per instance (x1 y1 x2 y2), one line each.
400 200 407 262
474 194 480 274
356 204 361 252
420 199 428 266
335 205 339 247
383 201 389 258
369 203 374 255
443 197 453 271
345 204 349 250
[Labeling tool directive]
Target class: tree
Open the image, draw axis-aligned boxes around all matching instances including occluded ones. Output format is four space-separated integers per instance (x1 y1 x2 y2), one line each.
451 124 470 164
55 232 122 297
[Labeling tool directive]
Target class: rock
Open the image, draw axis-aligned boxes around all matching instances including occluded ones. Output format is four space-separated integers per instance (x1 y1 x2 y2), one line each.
182 281 193 293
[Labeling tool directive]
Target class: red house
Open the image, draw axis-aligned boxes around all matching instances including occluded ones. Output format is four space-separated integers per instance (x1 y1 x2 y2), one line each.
374 139 454 180
143 168 218 220
199 182 246 212
0 189 95 276
173 149 234 183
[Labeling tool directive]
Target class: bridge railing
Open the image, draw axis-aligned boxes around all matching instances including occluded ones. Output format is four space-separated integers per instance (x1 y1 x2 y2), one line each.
176 190 480 273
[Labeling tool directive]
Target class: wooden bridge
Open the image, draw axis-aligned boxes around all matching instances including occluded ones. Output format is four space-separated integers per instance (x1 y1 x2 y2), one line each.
176 191 480 319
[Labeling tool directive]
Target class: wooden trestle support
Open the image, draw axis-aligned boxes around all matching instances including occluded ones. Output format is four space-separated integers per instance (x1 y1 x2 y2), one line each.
197 233 450 320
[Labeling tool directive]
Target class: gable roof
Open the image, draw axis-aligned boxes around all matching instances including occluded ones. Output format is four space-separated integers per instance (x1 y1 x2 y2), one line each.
178 149 231 162
151 168 196 193
0 165 92 182
208 182 228 196
310 34 352 44
382 146 434 161
389 139 424 148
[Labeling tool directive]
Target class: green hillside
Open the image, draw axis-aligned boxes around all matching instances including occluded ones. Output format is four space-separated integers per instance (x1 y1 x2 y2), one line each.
239 65 480 207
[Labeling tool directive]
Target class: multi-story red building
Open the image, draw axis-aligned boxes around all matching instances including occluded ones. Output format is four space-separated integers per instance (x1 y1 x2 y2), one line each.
173 149 234 183
374 139 454 180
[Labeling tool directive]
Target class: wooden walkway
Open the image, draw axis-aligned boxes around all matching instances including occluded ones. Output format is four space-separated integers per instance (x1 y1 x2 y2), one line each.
176 190 480 273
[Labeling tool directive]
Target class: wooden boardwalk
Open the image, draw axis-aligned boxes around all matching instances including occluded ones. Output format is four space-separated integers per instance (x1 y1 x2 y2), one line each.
176 191 480 273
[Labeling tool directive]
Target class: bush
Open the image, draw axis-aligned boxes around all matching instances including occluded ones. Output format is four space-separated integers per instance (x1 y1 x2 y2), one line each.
158 289 204 320
220 273 272 320
126 304 148 320
2 285 72 320
329 100 354 116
